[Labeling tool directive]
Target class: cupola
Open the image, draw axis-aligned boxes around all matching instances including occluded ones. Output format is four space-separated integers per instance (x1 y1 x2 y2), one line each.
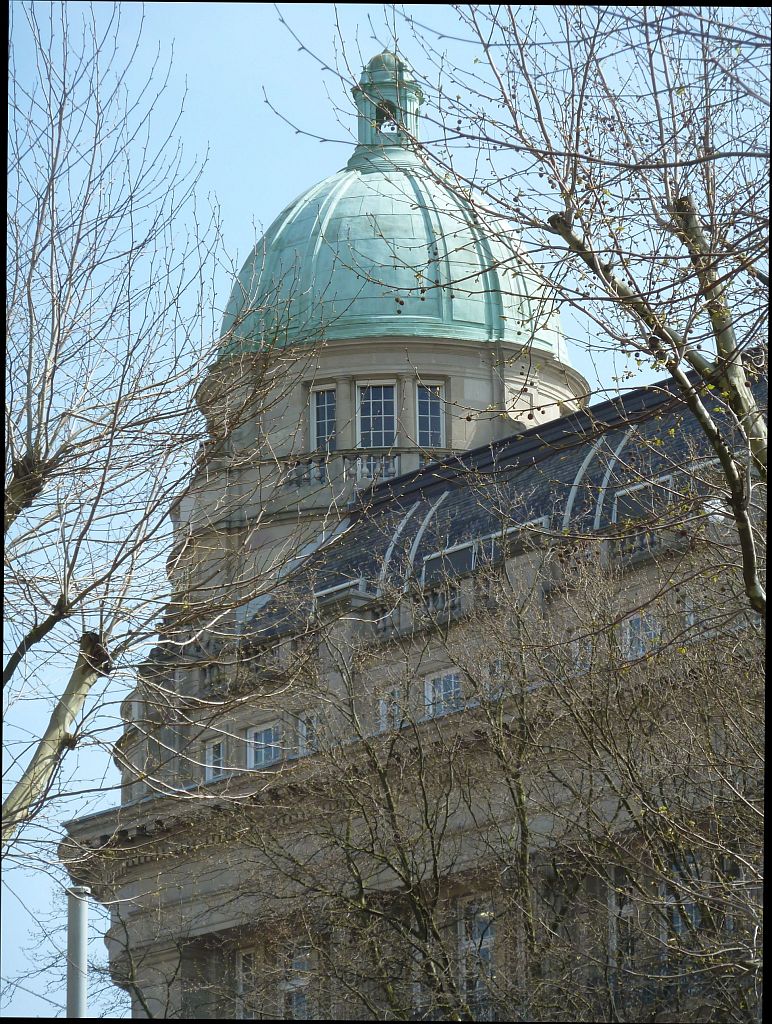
351 50 423 148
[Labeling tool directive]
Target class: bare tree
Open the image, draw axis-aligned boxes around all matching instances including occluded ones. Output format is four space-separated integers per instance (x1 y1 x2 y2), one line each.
404 5 768 617
282 5 767 616
41 8 764 1017
3 2 321 851
3 0 214 848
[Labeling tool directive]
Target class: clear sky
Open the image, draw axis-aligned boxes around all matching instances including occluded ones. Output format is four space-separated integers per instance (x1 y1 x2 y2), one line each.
3 3 638 1016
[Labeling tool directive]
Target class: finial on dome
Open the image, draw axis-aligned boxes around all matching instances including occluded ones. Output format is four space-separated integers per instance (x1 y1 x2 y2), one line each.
352 50 423 148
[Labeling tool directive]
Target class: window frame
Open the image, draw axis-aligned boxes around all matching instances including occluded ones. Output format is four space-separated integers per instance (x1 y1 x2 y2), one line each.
621 610 660 660
416 381 445 450
355 380 397 449
309 387 337 453
378 687 404 732
247 723 283 769
570 635 594 675
424 670 464 718
237 948 259 1020
611 474 674 526
297 712 320 756
420 518 550 586
280 946 313 1020
204 738 225 782
661 854 702 939
457 898 496 1018
607 867 637 985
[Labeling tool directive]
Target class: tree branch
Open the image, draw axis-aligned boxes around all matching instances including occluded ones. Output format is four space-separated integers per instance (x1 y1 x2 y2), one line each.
2 631 111 848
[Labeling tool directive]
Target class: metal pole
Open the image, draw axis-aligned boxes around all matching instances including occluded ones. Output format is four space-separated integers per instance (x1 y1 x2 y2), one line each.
66 885 90 1018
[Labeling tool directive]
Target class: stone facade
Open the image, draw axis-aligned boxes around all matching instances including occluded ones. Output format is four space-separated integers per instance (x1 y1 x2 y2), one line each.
62 52 764 1022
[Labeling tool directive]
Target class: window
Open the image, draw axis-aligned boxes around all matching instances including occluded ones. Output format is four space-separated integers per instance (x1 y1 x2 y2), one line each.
297 713 319 756
458 900 495 1020
612 476 674 525
204 739 225 782
280 947 313 1020
483 658 506 702
621 611 659 660
378 687 404 732
247 724 282 769
608 868 636 983
662 855 702 938
417 383 444 449
676 591 697 630
237 949 259 1020
421 521 548 589
424 671 463 717
311 389 336 452
717 855 744 934
376 100 399 134
357 383 399 480
570 635 594 675
358 383 396 448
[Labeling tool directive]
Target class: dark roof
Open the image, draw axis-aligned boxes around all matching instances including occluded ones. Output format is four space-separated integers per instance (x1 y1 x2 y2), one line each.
244 367 766 639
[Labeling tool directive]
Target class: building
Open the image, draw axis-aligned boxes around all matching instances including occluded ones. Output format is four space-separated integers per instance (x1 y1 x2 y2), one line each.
63 53 764 1021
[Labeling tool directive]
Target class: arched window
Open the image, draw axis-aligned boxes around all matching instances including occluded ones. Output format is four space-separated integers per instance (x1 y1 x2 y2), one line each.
376 101 399 134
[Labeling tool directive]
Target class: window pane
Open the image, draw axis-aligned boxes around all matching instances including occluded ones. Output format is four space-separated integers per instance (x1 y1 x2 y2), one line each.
613 476 673 523
250 725 282 768
205 740 224 780
425 671 463 716
313 390 336 452
623 612 659 660
417 384 444 448
359 385 396 448
298 714 319 755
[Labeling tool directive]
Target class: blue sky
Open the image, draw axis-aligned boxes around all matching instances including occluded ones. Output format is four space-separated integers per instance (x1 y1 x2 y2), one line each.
3 3 637 1015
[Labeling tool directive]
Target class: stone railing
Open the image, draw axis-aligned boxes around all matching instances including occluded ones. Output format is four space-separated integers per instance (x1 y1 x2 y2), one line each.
612 526 691 565
278 449 453 490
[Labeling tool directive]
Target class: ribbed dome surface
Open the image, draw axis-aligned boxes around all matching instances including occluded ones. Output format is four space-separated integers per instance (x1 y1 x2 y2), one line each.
219 55 568 363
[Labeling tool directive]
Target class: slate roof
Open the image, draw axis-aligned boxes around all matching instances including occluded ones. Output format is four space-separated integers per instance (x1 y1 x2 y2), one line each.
244 367 767 640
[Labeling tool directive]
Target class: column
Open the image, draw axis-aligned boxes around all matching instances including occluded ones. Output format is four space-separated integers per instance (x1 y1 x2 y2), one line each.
335 375 355 450
398 374 416 447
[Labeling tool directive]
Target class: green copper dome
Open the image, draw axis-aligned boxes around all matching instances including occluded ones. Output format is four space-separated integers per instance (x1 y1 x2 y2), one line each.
219 53 568 363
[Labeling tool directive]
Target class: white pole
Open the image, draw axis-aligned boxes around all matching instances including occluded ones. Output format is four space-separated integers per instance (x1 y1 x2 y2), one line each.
66 885 90 1017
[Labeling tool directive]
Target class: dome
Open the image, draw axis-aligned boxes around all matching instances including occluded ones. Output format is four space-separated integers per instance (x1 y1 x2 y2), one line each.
219 55 568 364
366 50 402 74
